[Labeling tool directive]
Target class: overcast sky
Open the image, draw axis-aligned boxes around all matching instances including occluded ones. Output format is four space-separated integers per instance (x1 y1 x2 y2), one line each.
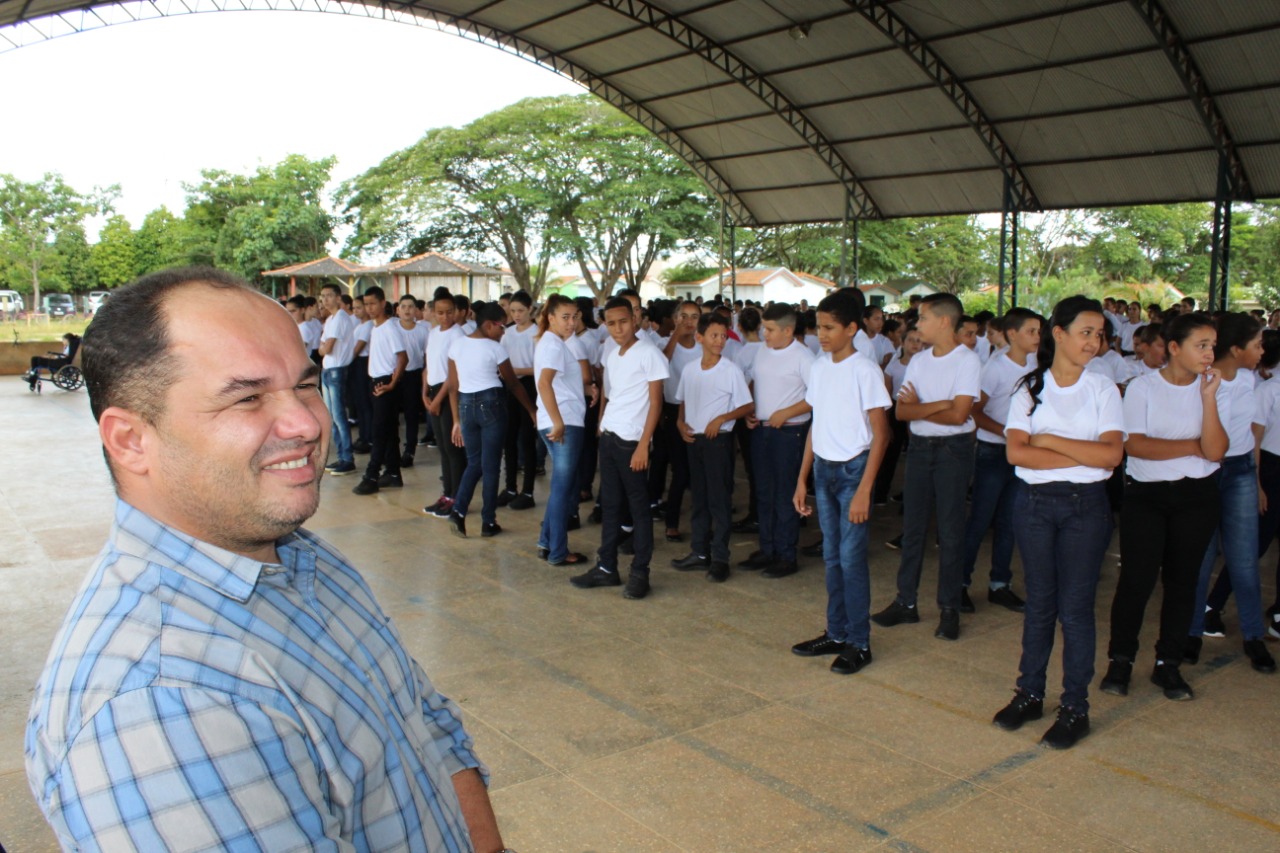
0 11 582 246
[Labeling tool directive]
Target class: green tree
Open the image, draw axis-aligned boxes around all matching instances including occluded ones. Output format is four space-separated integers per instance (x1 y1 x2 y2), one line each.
46 224 97 293
92 214 138 287
728 219 916 284
0 172 98 309
134 206 194 275
1088 204 1211 285
903 216 994 294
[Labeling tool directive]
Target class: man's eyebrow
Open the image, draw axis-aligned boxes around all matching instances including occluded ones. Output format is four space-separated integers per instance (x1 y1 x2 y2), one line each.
299 364 321 383
217 377 270 398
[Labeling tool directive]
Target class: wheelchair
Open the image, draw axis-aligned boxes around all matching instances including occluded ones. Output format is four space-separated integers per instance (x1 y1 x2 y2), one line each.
22 334 83 393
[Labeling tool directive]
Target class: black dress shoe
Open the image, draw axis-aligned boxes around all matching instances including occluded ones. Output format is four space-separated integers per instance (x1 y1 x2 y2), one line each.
377 473 403 489
448 511 467 538
1183 636 1202 665
761 560 798 579
830 647 872 675
1100 658 1132 696
537 547 550 561
935 608 960 640
1040 707 1089 749
871 600 919 627
731 517 759 534
567 514 582 531
671 553 710 571
801 538 824 557
707 561 730 583
960 587 975 614
884 534 903 550
588 506 603 524
352 477 379 495
509 493 536 510
623 574 650 599
497 490 516 507
988 587 1026 612
791 633 849 657
1244 639 1277 673
739 550 775 570
993 691 1044 731
352 440 372 454
400 453 415 468
1151 663 1193 700
481 522 502 538
571 566 621 589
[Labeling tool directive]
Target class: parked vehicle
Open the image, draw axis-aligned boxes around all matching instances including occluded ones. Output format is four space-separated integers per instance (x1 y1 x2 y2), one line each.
0 290 24 314
42 293 75 317
87 290 111 313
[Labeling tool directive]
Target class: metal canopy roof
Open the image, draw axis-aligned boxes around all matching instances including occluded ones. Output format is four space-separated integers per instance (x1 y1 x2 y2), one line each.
3 0 1278 225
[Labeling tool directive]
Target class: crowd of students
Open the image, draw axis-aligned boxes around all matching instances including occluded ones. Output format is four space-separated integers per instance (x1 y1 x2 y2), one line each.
292 281 1278 751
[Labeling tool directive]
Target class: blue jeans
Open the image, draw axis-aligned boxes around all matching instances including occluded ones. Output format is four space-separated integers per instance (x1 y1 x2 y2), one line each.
539 426 584 563
751 424 808 560
321 366 352 464
815 452 872 649
962 440 1017 589
454 388 508 526
1014 481 1112 713
1192 453 1266 640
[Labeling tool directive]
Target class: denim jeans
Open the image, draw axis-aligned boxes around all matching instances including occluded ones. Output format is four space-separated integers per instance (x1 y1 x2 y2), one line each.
1191 453 1266 640
816 452 873 648
454 388 508 526
1210 449 1280 614
597 431 654 577
539 426 584 562
688 433 734 563
1014 481 1112 713
321 366 353 464
896 432 975 610
751 423 808 560
962 440 1017 589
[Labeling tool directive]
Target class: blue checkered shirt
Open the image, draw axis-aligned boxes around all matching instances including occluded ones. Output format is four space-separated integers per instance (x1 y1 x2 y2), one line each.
27 500 484 852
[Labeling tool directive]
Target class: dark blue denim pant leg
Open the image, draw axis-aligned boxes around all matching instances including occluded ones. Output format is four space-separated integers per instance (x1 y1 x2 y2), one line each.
962 439 1017 589
454 389 508 525
753 424 807 561
816 453 872 648
1014 481 1112 713
896 433 975 609
539 426 584 562
321 366 353 464
687 433 734 563
1192 454 1266 639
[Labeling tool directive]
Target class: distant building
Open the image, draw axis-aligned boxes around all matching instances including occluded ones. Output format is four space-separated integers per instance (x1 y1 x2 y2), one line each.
671 267 836 305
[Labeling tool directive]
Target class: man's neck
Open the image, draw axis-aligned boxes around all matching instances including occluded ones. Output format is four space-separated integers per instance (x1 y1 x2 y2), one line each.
701 350 722 368
617 334 639 355
1008 346 1031 367
831 341 856 363
931 338 959 357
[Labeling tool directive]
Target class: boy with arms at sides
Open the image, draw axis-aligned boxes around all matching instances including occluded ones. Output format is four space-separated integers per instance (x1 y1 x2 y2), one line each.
741 303 816 578
423 291 469 519
671 314 755 582
572 297 669 600
873 293 981 641
396 294 429 469
791 289 891 674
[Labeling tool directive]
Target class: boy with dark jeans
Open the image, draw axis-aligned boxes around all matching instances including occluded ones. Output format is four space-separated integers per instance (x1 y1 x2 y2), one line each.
353 287 407 495
873 293 981 640
424 292 467 517
572 297 668 599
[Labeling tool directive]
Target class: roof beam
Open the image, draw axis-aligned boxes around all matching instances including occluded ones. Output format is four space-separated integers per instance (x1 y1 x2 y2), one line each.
584 0 882 219
844 0 1041 212
1128 0 1252 198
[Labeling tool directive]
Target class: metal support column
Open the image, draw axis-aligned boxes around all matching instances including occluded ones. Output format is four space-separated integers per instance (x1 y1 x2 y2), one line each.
839 192 850 288
1010 207 1019 308
1208 155 1234 312
717 200 726 300
997 178 1009 315
729 220 737 303
853 218 860 287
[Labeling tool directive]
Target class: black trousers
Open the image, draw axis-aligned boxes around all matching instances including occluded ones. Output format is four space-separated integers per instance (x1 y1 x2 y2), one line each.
873 405 909 503
657 403 691 528
504 375 538 495
688 433 734 563
733 420 757 520
365 375 402 481
348 356 373 444
579 399 600 499
428 382 467 498
1110 475 1220 663
399 369 425 457
597 431 654 577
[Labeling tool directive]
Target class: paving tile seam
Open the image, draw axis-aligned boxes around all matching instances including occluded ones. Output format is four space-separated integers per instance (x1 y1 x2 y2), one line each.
536 773 695 853
1087 757 1280 834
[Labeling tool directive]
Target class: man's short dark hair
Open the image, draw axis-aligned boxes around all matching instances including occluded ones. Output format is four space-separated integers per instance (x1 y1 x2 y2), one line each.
920 293 963 327
398 293 416 304
285 295 307 309
476 302 507 325
698 313 729 335
340 294 353 308
364 286 386 302
320 283 342 296
83 266 257 427
604 296 631 314
763 303 797 327
816 289 863 329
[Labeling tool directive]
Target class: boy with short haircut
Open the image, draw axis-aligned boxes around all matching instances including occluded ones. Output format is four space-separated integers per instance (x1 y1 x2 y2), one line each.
873 293 981 641
423 291 468 517
571 296 668 599
317 283 358 476
671 314 755 582
353 287 408 496
741 303 816 577
396 294 429 469
790 289 891 675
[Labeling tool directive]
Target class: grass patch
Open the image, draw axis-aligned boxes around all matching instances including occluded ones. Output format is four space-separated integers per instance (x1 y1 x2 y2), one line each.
3 316 93 343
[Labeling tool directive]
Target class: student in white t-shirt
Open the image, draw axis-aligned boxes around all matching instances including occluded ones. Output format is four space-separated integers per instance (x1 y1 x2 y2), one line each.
670 314 754 581
730 307 765 534
347 297 375 454
653 300 703 541
1120 325 1166 386
317 283 358 475
962 308 1041 612
500 291 541 509
353 287 407 496
972 310 995 363
790 289 891 676
445 303 536 539
989 296 1124 749
570 296 668 600
1188 314 1275 673
874 294 981 641
873 324 923 508
1084 318 1128 385
396 295 430 470
1234 333 1280 641
574 296 605 506
862 306 896 368
422 291 468 518
1103 313 1227 702
740 303 815 576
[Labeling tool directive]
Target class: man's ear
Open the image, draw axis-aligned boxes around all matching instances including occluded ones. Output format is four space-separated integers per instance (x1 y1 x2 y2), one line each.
99 407 153 479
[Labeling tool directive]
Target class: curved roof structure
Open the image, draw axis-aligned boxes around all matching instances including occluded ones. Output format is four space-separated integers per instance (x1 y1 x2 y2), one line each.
3 0 1278 225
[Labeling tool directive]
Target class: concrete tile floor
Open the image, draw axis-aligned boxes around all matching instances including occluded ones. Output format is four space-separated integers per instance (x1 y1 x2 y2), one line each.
1 379 1277 852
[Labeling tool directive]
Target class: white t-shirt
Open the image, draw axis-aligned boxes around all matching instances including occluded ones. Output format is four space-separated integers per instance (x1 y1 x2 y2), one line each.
367 320 406 378
534 333 587 430
805 352 891 462
973 335 993 364
450 336 508 393
1123 371 1221 482
1253 375 1280 456
675 358 753 435
353 320 373 358
426 325 464 386
502 323 538 371
577 329 603 368
804 335 821 355
885 355 911 399
397 322 429 372
722 336 744 365
1217 369 1256 456
902 345 982 437
301 318 323 353
321 310 357 369
734 341 763 379
1119 320 1144 353
663 340 702 404
747 340 815 425
1120 356 1160 384
976 351 1036 445
1084 350 1127 385
1005 371 1125 485
461 319 477 335
870 333 896 366
601 338 669 441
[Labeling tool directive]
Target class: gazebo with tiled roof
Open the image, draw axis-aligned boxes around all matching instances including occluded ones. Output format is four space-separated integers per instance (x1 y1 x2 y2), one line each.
261 256 371 296
361 252 505 301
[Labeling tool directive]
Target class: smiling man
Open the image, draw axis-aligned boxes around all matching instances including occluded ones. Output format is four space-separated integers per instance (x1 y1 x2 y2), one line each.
25 268 510 853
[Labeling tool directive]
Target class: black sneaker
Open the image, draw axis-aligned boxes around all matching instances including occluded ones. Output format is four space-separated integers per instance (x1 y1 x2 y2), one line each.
377 473 403 489
1100 658 1132 696
431 499 454 519
352 440 372 454
509 493 536 510
801 538 824 557
872 600 919 627
537 547 549 561
425 438 438 449
352 477 379 496
706 561 730 583
1151 662 1194 700
588 506 603 524
1243 639 1277 673
1040 706 1089 749
400 453 415 468
497 490 516 507
567 514 581 531
1183 636 1202 665
761 560 799 579
481 522 502 538
935 607 960 641
325 461 357 476
448 511 467 539
671 553 710 571
571 565 622 589
993 691 1044 731
731 516 758 534
791 633 849 657
884 534 903 550
988 587 1026 613
417 435 430 446
960 587 975 614
623 573 650 599
830 647 872 675
1202 608 1227 638
423 495 448 515
739 550 776 570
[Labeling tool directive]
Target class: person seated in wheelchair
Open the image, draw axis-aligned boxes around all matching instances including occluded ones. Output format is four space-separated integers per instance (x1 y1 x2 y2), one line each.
23 333 81 390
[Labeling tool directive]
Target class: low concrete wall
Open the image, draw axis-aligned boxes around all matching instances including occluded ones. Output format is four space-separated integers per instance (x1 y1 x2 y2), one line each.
0 342 79 376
